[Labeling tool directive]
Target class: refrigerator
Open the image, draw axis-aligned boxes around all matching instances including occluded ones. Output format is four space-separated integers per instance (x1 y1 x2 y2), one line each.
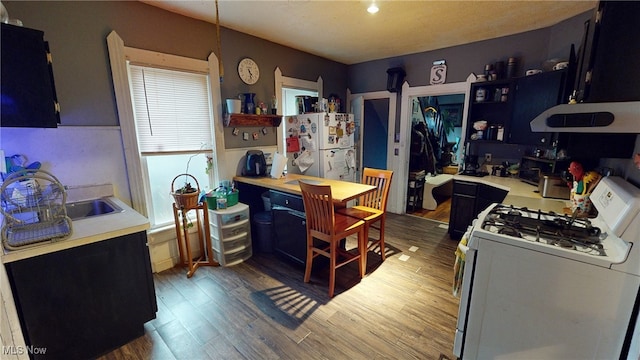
285 112 357 182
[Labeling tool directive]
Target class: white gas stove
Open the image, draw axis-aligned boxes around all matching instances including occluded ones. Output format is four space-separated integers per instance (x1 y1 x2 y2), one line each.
454 176 640 359
470 202 632 267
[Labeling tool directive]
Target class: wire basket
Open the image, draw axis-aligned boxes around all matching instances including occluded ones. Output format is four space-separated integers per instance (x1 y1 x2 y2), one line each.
1 169 73 250
171 174 201 209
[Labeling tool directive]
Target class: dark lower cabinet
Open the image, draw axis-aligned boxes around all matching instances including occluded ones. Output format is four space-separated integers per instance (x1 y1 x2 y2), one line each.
449 180 508 239
449 180 478 240
270 190 308 266
269 190 340 267
5 231 157 360
449 191 477 240
272 206 308 266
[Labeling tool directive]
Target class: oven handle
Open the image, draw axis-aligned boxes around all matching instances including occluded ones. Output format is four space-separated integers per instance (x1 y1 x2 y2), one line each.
458 242 469 254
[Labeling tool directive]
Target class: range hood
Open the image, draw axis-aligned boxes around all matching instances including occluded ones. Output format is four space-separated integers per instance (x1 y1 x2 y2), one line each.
530 101 640 133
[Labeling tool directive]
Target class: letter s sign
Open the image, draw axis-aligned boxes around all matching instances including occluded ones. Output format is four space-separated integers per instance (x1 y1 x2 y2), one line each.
430 64 447 85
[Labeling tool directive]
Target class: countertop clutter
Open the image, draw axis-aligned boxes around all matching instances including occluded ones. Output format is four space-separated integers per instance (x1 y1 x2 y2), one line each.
454 173 569 213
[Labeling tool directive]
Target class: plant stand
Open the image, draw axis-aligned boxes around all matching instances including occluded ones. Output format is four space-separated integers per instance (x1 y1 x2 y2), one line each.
172 201 218 278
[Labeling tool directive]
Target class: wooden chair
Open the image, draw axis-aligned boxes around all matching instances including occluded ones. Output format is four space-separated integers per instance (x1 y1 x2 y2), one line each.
299 181 366 298
337 168 393 261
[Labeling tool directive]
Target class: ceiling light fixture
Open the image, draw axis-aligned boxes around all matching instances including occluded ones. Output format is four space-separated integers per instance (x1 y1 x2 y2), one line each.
367 2 379 14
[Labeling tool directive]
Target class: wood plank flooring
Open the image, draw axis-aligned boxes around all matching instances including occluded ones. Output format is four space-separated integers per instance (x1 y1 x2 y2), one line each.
407 197 452 223
99 213 460 360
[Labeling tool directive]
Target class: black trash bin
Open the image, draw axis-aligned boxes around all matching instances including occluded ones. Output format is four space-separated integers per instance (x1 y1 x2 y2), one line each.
261 191 271 211
253 211 273 253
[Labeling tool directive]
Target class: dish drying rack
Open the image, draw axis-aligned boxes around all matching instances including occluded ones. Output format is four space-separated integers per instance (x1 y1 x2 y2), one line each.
1 169 73 250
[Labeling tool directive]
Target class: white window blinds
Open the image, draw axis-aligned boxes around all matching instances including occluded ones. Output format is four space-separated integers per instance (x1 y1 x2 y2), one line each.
129 65 212 153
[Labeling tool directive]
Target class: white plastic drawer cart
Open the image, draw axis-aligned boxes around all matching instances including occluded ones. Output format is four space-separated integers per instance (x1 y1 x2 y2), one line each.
208 202 252 266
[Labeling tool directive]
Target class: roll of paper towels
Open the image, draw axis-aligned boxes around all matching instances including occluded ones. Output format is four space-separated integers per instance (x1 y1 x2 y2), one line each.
270 152 287 179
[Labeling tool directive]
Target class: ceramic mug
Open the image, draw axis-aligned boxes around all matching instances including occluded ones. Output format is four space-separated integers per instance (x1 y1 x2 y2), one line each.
226 99 241 114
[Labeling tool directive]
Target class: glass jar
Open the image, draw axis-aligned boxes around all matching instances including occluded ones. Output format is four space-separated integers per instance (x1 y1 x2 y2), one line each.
475 87 487 102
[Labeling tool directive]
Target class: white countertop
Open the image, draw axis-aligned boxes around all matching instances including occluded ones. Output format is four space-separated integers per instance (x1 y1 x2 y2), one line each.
1 196 150 263
453 174 570 214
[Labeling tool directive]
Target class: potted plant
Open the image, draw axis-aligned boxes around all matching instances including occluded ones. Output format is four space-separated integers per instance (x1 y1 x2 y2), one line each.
171 173 200 210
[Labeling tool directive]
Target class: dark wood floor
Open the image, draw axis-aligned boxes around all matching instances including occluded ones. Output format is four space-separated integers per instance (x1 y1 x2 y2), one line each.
407 196 452 223
99 213 460 360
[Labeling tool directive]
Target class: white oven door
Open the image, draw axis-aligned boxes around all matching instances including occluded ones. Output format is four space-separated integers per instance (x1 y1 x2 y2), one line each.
462 236 640 359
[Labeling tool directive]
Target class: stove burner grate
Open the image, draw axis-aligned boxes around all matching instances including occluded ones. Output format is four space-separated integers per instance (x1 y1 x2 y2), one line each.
498 226 522 238
482 204 606 256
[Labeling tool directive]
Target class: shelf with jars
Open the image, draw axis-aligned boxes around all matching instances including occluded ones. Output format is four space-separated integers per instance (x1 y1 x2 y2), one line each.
467 79 514 143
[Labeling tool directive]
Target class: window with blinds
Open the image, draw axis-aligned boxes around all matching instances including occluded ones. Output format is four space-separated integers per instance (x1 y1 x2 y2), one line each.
127 64 214 227
129 65 212 153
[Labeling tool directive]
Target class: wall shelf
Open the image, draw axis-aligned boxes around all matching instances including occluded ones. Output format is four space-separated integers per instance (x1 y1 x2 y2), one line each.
224 113 282 127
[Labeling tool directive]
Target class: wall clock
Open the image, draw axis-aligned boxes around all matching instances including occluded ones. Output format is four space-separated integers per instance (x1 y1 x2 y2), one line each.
238 57 260 85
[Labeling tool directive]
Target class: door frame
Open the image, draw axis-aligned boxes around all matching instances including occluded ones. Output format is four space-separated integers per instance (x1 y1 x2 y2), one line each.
347 89 398 213
395 75 474 214
274 67 323 155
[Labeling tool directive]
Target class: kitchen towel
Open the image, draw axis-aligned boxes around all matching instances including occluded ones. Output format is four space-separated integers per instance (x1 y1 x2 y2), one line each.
452 232 469 298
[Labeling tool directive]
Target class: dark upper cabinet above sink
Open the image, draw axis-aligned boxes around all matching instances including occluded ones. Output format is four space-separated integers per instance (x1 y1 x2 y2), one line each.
1 23 60 128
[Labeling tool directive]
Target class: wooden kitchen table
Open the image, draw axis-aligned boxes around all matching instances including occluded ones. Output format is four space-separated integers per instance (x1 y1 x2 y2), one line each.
234 173 376 205
234 173 377 267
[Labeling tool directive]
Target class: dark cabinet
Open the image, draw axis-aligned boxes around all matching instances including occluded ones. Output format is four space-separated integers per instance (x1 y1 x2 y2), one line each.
6 232 157 359
449 180 508 239
270 190 308 266
1 23 60 128
449 183 477 240
509 70 568 146
574 1 640 103
476 184 508 215
466 70 571 148
269 190 340 267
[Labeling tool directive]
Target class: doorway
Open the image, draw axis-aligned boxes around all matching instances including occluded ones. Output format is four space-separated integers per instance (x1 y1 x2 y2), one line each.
397 78 473 220
362 99 390 170
406 94 464 222
347 90 398 212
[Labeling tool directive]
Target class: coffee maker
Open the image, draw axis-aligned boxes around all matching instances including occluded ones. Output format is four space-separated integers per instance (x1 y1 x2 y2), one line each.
461 142 480 174
463 155 479 174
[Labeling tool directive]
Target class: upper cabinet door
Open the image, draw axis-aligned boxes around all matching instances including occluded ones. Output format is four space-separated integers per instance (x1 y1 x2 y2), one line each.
1 23 60 128
509 70 566 146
